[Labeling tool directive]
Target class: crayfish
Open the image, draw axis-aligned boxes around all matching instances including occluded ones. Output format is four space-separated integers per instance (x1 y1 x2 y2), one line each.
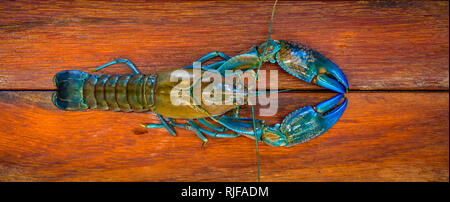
52 40 348 147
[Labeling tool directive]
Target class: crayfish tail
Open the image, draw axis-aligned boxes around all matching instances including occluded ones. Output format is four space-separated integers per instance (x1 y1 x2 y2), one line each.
52 70 90 111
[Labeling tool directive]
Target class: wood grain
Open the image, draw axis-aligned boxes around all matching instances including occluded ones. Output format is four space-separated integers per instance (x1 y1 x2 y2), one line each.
0 1 448 182
0 91 448 181
0 1 448 90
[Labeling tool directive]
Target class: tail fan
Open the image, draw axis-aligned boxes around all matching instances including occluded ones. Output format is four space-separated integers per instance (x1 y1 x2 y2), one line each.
52 70 89 111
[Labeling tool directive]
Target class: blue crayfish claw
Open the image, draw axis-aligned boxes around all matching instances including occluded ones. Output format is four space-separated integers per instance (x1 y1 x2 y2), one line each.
215 94 347 147
211 39 350 146
216 40 349 93
262 94 347 147
257 40 349 93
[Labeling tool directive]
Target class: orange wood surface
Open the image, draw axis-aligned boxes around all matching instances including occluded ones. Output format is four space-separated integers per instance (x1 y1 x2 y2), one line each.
0 92 448 181
0 1 448 90
0 1 448 181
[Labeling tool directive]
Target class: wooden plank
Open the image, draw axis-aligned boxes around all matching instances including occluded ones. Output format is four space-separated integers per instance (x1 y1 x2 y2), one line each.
0 1 448 90
0 91 447 181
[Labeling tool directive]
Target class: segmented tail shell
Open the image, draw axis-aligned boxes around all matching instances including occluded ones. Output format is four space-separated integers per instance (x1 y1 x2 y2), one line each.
53 70 154 112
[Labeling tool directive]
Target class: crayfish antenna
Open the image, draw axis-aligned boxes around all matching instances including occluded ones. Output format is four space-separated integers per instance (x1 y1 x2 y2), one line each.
251 0 278 182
